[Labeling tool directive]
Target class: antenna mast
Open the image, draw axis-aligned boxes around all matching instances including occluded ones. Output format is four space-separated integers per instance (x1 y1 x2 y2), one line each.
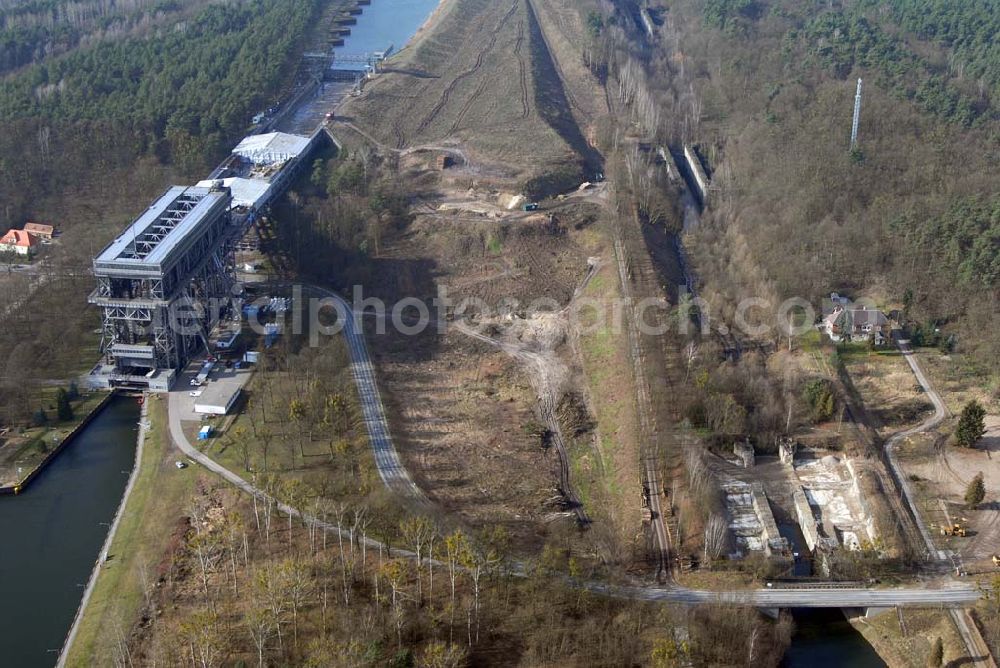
850 78 863 150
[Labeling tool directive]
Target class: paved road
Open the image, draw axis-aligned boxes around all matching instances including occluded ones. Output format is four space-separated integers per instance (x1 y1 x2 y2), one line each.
166 402 982 610
310 285 428 503
168 389 425 560
167 284 426 505
600 582 980 608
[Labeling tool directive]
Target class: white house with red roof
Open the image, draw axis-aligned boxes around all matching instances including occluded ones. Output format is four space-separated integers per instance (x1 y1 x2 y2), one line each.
0 229 38 256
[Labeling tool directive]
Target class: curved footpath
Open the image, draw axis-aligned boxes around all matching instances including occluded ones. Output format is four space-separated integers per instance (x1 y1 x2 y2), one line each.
168 285 425 504
887 340 950 561
167 386 978 607
158 288 980 611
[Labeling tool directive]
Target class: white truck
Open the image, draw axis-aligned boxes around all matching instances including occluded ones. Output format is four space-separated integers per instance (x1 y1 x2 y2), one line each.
190 360 214 386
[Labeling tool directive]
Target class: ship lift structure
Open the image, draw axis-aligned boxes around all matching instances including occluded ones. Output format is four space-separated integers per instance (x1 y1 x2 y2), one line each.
88 131 321 392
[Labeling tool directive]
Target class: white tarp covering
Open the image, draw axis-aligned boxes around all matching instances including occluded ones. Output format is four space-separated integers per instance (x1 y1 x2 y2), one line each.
233 132 311 165
196 178 271 209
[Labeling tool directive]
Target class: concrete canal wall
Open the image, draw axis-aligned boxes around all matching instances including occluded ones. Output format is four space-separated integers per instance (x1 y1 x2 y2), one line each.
0 390 116 495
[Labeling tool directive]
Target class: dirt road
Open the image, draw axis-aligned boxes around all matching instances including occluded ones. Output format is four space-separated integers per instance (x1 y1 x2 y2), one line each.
887 340 951 560
889 339 995 666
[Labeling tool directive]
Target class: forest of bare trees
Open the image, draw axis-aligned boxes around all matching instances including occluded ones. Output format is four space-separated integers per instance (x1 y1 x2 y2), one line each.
126 471 792 667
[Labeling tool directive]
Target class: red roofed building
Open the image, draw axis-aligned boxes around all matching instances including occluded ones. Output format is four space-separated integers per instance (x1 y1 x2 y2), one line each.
0 229 38 256
23 222 54 239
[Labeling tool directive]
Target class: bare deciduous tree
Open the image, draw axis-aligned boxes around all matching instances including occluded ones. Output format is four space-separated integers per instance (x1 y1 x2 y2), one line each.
704 513 729 563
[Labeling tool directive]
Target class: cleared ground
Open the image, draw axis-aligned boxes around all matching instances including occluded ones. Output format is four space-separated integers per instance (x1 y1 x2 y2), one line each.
337 0 596 188
898 430 1000 564
875 350 1000 566
322 0 644 561
364 185 636 555
842 348 936 434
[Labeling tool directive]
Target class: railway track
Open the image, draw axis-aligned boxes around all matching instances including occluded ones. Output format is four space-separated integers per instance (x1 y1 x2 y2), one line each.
156 286 983 618
882 340 995 665
613 210 672 580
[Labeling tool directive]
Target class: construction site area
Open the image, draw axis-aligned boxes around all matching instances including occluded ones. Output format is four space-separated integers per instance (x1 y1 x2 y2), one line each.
73 0 981 591
3 0 999 665
307 0 908 575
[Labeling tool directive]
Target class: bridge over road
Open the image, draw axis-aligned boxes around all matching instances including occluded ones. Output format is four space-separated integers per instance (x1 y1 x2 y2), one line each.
603 581 981 610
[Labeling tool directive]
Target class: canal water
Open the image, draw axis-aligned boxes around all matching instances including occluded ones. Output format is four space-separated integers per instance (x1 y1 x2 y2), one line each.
0 395 139 667
658 151 886 667
280 0 442 134
782 609 887 667
337 0 441 55
777 521 813 577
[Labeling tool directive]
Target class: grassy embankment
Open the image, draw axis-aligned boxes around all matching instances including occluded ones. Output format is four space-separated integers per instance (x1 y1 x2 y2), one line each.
573 225 642 559
850 607 967 668
64 396 199 667
0 388 109 489
339 0 576 187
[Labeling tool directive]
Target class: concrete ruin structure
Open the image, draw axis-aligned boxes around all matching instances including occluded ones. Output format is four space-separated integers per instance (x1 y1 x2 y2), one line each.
734 440 756 468
722 480 789 557
778 437 797 465
752 483 790 556
796 455 877 552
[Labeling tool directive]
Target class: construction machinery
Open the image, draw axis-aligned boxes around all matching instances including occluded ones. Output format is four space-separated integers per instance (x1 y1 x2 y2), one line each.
941 523 967 537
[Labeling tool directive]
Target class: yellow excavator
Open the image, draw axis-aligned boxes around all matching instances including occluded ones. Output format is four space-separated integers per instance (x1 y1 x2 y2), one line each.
941 523 967 537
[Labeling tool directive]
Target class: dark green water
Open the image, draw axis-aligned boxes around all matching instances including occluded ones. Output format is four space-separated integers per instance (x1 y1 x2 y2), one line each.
777 522 813 577
782 609 887 667
0 395 139 667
